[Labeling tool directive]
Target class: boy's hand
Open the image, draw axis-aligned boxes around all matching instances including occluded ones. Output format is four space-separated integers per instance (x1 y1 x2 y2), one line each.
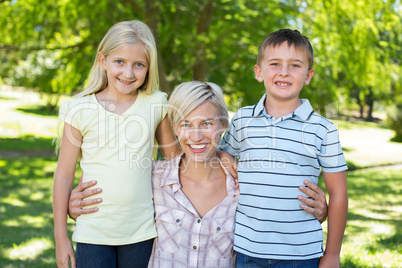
318 253 340 268
298 180 328 223
68 178 102 221
56 238 76 268
216 150 239 187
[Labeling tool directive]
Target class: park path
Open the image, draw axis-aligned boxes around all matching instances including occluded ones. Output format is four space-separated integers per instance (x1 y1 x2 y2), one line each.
0 86 58 138
0 86 59 157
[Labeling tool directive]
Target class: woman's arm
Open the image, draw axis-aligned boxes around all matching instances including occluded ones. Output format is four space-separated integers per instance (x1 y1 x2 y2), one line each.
53 122 82 268
298 180 328 223
155 116 182 159
68 178 102 221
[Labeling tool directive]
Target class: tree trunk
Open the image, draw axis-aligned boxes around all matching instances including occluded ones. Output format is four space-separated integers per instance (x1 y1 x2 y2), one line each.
193 0 214 81
144 0 170 92
366 87 374 121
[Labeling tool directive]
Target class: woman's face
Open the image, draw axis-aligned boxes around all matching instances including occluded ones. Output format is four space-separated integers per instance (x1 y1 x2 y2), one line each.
174 101 225 163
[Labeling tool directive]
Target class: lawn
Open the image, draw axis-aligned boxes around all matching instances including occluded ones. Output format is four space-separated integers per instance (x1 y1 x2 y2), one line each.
0 89 401 267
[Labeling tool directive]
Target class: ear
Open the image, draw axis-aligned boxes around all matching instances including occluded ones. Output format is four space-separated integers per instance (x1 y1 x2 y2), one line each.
254 64 264 82
98 52 106 68
304 68 315 85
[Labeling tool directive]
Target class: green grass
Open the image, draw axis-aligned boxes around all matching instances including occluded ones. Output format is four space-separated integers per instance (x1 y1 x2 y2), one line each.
16 105 58 118
323 167 402 267
0 101 400 267
0 157 400 267
0 135 54 151
0 157 79 268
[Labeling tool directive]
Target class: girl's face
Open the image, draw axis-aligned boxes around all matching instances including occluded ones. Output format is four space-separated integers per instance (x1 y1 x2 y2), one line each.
174 101 225 163
99 43 149 97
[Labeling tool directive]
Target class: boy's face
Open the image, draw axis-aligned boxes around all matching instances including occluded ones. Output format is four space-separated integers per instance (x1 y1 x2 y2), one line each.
254 42 314 103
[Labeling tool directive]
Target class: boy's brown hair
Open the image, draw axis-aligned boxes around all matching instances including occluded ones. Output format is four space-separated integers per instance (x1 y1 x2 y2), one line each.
257 29 314 70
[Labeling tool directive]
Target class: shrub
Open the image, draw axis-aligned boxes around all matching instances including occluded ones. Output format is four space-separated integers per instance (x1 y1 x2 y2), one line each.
386 102 402 142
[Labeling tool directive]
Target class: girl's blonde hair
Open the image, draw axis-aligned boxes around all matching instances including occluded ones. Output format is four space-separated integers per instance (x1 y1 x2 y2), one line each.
168 81 229 128
78 20 159 97
55 20 159 154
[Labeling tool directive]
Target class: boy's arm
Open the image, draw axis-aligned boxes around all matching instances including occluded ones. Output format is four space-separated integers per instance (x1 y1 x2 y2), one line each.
53 123 82 268
155 116 181 159
319 171 348 268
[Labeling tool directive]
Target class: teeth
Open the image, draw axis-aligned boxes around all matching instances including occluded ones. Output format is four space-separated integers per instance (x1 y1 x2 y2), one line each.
277 82 290 86
119 78 134 84
189 144 207 149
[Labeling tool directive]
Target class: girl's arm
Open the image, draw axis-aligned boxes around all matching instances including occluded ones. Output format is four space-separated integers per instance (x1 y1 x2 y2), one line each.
319 171 348 268
155 116 181 159
53 122 82 268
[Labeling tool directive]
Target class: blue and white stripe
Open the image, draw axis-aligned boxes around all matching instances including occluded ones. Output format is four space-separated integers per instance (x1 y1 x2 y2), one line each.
220 94 347 260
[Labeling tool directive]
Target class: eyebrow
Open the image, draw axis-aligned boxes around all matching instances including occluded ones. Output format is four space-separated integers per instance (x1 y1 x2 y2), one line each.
179 117 216 123
110 56 148 63
267 58 305 63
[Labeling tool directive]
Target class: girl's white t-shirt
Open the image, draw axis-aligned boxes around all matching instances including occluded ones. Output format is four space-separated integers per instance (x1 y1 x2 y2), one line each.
59 90 167 245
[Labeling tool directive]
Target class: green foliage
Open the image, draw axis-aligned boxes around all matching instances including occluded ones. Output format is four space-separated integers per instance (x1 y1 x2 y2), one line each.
0 0 401 113
386 102 402 142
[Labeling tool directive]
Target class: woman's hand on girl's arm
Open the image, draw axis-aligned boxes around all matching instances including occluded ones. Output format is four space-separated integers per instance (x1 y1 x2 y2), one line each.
298 180 328 223
68 178 102 221
155 116 181 159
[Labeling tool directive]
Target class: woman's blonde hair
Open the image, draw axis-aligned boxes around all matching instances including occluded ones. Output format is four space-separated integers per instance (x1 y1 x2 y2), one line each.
78 20 159 97
168 81 229 128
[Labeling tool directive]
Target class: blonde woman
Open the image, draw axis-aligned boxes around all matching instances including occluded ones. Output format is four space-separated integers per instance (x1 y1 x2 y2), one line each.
69 82 328 267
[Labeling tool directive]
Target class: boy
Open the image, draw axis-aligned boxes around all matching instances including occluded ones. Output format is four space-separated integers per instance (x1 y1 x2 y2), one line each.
220 29 348 268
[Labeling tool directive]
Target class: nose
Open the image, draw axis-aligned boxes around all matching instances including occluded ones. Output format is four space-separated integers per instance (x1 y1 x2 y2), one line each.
123 66 135 79
279 65 289 76
189 127 204 142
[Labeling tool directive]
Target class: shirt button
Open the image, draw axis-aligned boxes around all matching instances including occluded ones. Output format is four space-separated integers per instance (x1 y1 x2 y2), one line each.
193 246 197 250
176 219 180 223
197 219 201 223
217 227 221 231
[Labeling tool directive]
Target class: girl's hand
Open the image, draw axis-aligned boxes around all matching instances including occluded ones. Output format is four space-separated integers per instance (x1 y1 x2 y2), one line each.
298 180 328 223
68 178 102 221
56 238 76 268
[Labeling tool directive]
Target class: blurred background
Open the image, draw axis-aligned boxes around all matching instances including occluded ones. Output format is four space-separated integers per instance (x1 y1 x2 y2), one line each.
0 0 401 267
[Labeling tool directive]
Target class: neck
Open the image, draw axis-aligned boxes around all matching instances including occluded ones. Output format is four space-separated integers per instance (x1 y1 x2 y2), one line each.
264 97 301 119
179 154 222 182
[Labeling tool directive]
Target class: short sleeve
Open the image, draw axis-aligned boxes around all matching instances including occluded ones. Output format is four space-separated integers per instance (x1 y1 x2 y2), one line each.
160 92 168 121
58 100 80 130
219 111 241 158
318 123 348 173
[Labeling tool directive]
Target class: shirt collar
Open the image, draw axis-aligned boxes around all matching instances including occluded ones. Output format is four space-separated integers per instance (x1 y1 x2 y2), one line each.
252 94 314 121
293 99 314 121
159 153 238 196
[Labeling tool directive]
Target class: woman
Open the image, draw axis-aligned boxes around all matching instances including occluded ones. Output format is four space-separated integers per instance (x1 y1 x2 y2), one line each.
68 81 328 267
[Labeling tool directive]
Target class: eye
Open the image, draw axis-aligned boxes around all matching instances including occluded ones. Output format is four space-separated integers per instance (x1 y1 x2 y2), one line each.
270 63 279 66
135 63 144 68
203 121 212 127
116 60 123 64
291 64 300 68
181 123 190 128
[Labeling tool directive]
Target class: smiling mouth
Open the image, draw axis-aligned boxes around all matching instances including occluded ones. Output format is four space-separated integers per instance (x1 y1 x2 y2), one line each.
189 144 207 150
118 78 135 84
275 82 291 86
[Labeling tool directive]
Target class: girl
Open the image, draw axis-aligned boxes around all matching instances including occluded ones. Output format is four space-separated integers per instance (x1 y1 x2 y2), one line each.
53 20 181 268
